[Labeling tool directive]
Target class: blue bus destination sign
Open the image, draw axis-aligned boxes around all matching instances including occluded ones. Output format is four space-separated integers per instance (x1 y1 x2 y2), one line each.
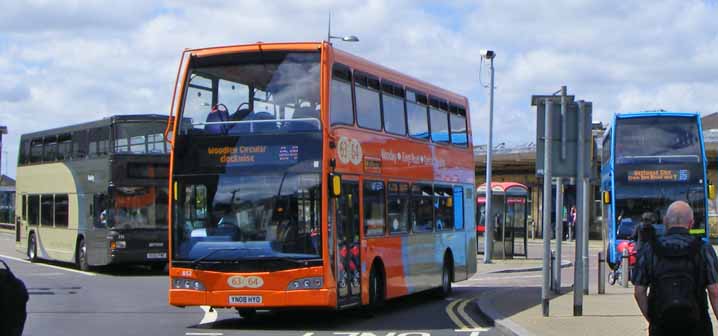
627 168 689 182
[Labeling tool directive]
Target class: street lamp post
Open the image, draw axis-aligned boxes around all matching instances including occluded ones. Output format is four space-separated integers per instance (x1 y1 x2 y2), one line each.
481 50 496 263
327 12 359 43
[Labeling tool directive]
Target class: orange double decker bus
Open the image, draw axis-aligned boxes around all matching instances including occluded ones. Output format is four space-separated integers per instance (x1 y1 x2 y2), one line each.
166 41 477 315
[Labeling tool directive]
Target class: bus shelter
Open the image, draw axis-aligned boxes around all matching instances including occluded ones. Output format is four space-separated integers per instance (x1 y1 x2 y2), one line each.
477 182 528 259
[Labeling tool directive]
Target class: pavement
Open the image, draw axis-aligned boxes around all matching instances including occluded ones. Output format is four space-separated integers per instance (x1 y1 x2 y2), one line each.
475 241 718 336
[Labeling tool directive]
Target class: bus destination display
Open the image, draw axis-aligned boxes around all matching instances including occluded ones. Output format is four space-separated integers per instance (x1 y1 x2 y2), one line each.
207 145 299 166
627 169 689 182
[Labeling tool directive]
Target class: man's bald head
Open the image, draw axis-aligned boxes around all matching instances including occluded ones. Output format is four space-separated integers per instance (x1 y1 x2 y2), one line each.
664 201 694 229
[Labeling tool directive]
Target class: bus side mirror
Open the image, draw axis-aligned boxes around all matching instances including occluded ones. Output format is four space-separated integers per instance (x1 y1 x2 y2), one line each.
709 184 716 200
602 191 611 204
331 174 342 198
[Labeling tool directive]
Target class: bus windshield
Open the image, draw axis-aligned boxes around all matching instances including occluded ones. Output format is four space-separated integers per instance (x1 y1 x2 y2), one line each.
614 183 706 235
105 186 168 230
615 117 701 164
173 173 321 262
181 51 321 135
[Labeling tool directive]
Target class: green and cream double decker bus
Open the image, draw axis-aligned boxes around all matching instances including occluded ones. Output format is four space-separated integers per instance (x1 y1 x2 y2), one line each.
15 115 173 270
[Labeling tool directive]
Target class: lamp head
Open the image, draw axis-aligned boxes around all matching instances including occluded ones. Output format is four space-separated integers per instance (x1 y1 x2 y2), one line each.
480 49 496 59
341 35 359 42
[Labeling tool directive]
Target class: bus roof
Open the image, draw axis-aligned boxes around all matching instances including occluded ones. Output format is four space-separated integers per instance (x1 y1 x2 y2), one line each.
615 111 700 119
477 182 528 195
332 47 468 105
21 114 169 140
183 41 469 107
604 111 701 141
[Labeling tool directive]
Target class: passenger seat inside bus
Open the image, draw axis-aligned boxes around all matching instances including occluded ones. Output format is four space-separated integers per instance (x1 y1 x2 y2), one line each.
286 106 319 132
251 111 276 132
225 107 253 134
204 106 230 134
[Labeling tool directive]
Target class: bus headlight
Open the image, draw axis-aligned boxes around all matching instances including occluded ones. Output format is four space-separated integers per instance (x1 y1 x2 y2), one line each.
172 278 205 291
110 241 126 249
288 277 323 290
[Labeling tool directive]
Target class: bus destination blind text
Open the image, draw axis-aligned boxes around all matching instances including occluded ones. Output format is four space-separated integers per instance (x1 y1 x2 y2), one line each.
206 145 299 166
627 169 689 182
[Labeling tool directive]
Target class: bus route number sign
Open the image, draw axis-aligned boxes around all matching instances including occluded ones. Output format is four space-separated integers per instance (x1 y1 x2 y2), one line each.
627 169 689 182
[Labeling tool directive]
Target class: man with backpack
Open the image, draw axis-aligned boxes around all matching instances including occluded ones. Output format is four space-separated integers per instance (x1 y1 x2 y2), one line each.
632 201 718 335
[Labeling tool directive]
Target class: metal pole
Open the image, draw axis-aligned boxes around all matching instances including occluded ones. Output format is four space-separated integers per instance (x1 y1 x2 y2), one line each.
483 56 495 264
583 179 590 295
621 248 629 288
550 250 557 293
542 99 553 317
502 197 507 259
573 99 585 316
598 252 606 294
327 11 331 42
560 86 567 160
554 179 563 293
581 102 590 295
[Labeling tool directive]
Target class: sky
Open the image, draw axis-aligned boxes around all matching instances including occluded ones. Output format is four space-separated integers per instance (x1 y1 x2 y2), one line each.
1 0 718 178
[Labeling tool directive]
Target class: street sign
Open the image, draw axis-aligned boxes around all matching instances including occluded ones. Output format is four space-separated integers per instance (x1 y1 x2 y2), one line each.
534 99 593 178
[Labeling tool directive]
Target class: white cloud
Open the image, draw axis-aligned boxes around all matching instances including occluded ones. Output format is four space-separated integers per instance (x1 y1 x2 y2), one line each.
1 0 717 178
0 0 156 32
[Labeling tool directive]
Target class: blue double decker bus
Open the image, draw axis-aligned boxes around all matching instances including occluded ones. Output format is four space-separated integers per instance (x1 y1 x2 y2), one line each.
601 112 713 269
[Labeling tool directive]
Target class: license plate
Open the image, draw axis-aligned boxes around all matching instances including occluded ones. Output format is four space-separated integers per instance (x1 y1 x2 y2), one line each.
229 295 262 305
146 252 167 259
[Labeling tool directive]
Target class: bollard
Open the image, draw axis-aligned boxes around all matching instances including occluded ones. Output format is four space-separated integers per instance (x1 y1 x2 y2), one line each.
621 248 629 288
549 250 556 293
598 252 605 294
584 254 590 295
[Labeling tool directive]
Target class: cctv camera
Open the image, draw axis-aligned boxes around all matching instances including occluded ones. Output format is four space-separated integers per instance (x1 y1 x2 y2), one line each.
480 49 496 59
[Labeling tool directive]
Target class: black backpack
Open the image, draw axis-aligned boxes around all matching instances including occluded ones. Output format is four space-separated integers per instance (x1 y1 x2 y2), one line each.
648 237 704 328
0 259 29 336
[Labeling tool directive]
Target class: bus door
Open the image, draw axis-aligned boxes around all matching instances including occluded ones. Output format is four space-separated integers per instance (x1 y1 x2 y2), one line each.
335 180 361 307
85 193 109 265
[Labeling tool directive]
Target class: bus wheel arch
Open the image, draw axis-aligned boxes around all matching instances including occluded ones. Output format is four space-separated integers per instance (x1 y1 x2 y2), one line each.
27 231 38 262
75 235 90 271
368 257 386 308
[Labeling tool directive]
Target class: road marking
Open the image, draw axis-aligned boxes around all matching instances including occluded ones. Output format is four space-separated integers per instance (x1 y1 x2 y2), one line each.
456 299 481 329
0 254 96 276
0 254 30 264
199 306 218 325
447 294 489 333
302 333 315 336
185 333 223 336
445 298 469 330
455 274 541 287
25 272 64 276
455 328 490 336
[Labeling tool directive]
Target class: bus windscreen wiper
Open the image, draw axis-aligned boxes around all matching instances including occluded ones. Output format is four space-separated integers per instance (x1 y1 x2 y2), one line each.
191 248 240 268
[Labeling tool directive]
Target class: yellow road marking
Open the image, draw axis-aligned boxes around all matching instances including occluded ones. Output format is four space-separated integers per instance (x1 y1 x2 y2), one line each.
447 294 487 332
445 298 469 330
457 298 481 329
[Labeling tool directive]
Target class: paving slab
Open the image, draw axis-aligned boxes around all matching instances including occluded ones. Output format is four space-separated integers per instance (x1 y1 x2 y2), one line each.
477 267 718 336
